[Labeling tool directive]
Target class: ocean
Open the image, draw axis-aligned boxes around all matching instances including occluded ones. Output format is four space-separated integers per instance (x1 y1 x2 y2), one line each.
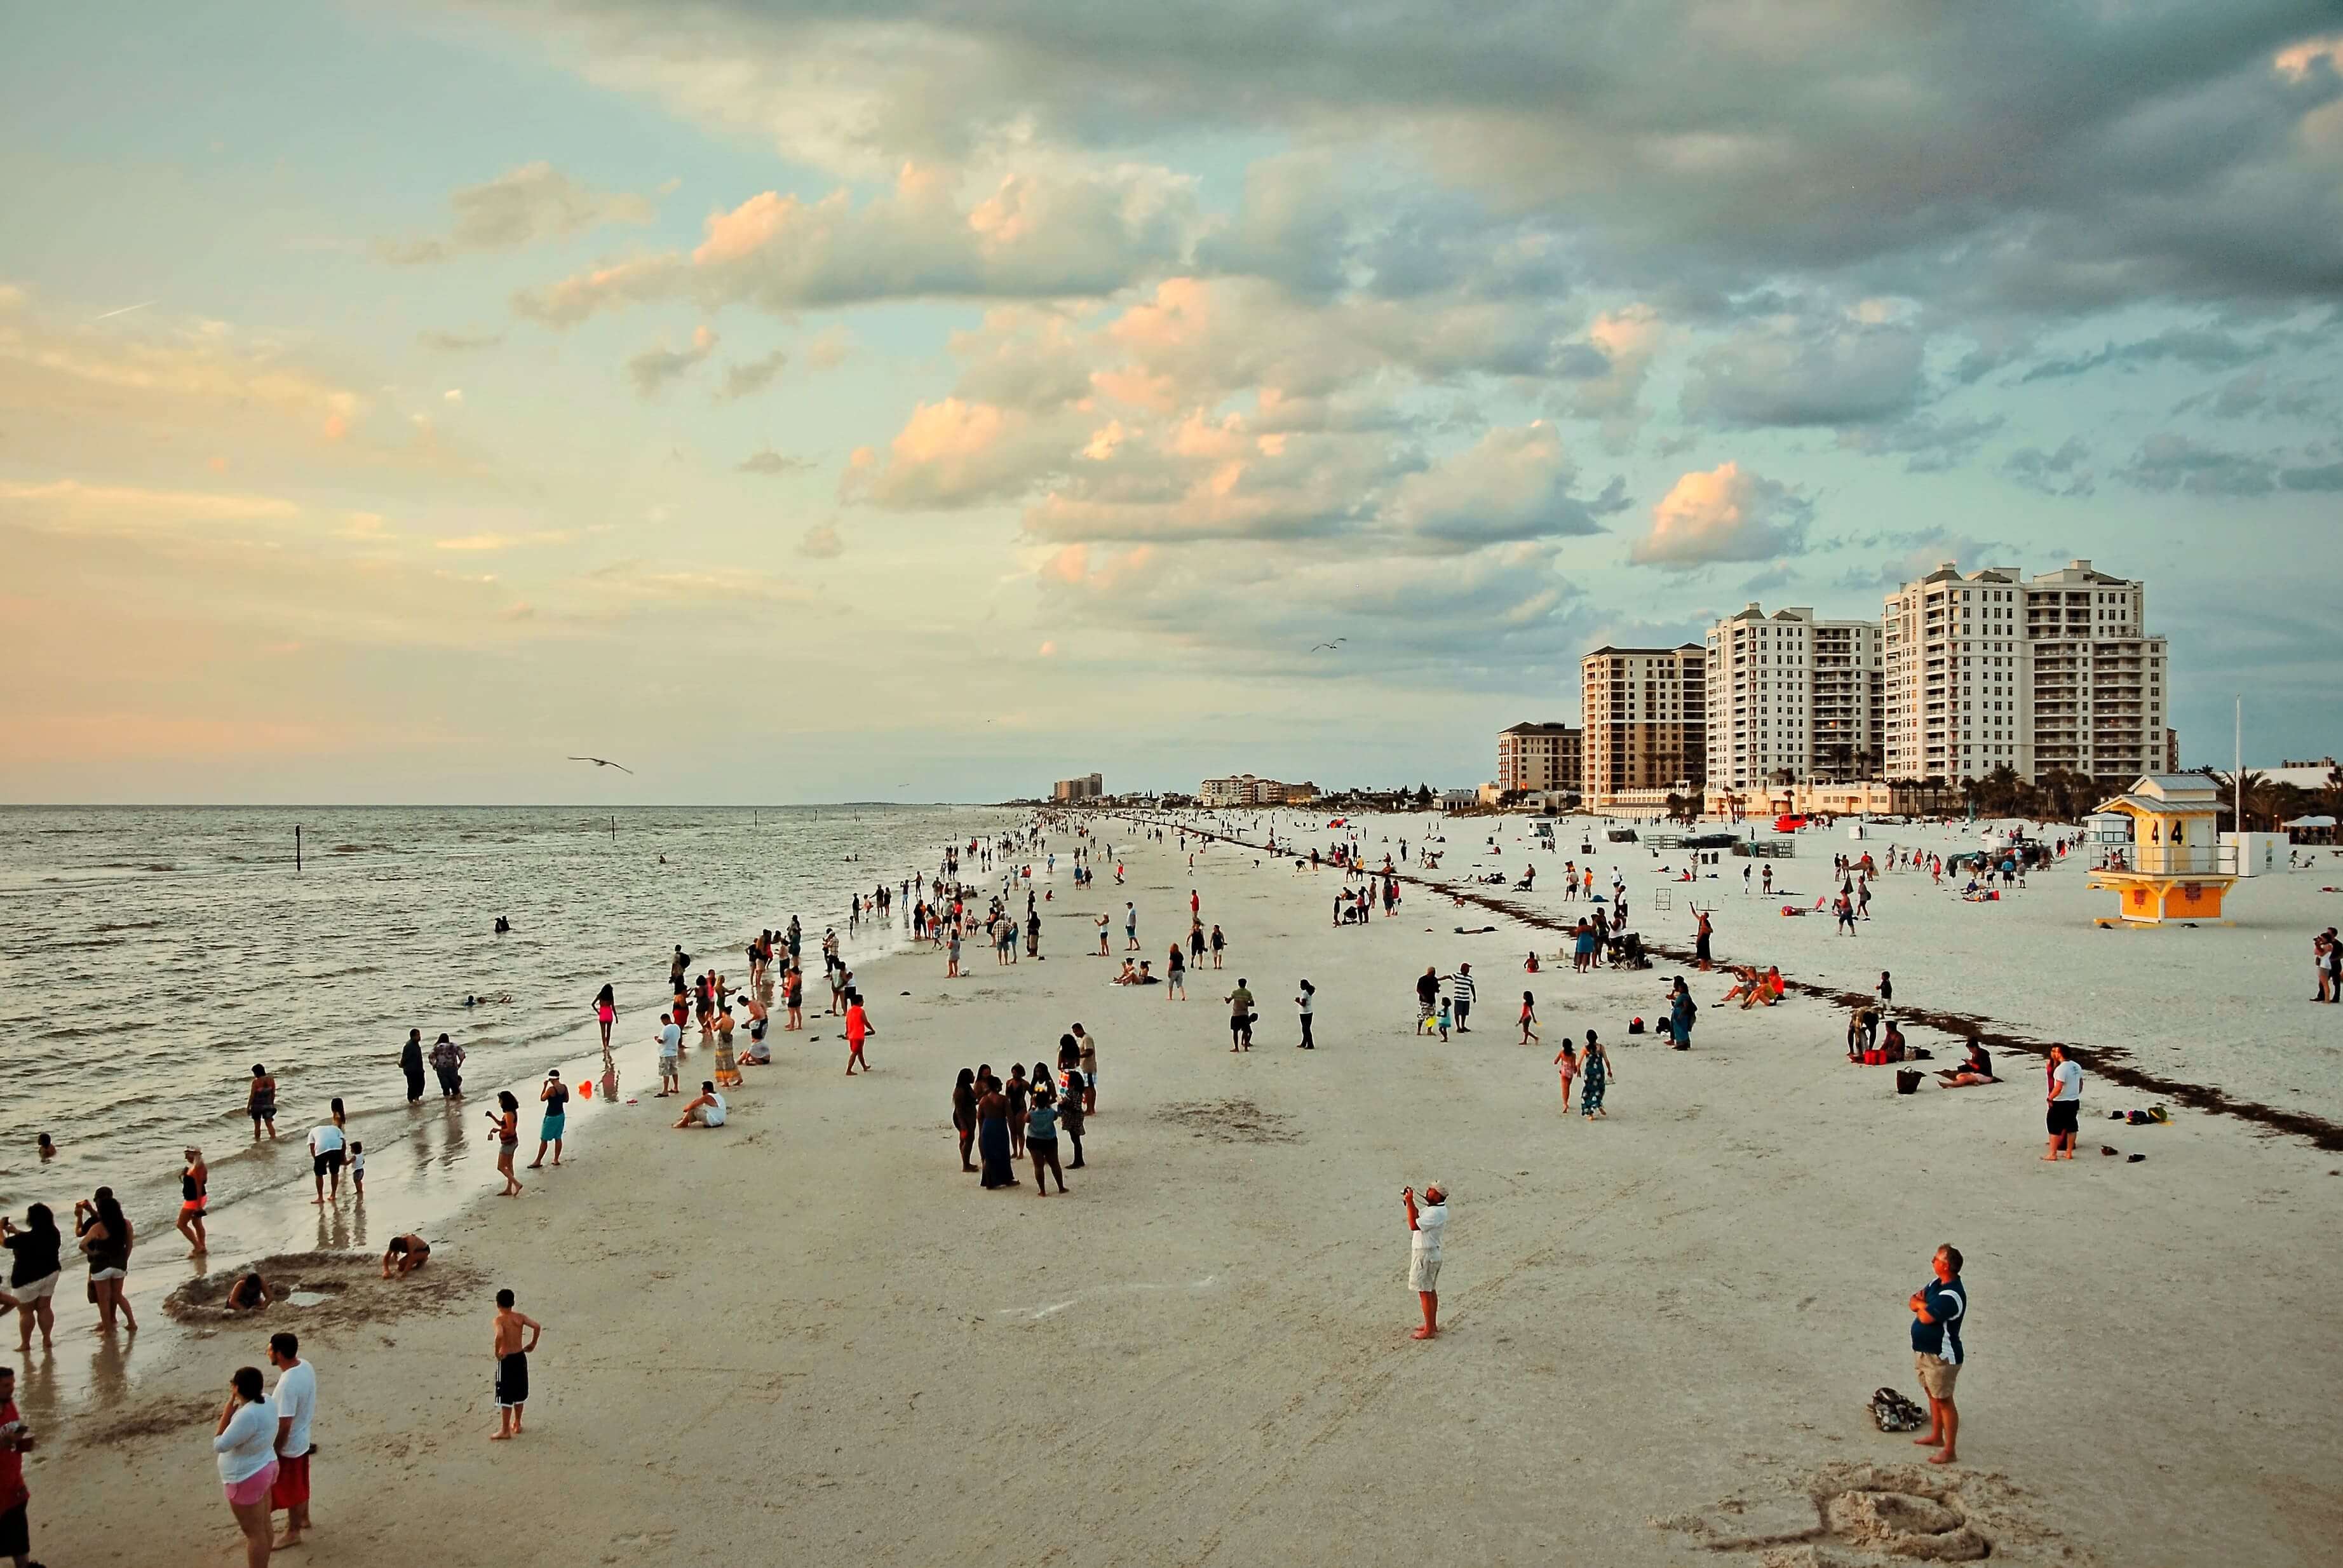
0 804 1018 1220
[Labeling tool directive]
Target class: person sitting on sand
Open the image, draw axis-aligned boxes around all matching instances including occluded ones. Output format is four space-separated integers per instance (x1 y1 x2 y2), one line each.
1720 964 1760 1006
1112 958 1139 985
382 1234 431 1277
674 1081 727 1130
226 1271 271 1311
1135 961 1160 985
1937 1041 1997 1088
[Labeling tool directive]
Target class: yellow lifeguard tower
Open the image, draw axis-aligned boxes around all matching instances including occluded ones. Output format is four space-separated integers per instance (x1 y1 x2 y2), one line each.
2086 774 2239 926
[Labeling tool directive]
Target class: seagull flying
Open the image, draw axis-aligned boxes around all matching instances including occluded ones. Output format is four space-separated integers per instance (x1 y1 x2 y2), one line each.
567 755 635 774
1310 638 1348 652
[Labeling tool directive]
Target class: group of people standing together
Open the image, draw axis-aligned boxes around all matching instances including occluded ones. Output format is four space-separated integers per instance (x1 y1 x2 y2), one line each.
954 1025 1100 1193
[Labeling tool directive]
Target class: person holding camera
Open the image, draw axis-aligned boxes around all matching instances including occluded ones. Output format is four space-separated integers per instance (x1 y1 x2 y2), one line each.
1402 1184 1447 1341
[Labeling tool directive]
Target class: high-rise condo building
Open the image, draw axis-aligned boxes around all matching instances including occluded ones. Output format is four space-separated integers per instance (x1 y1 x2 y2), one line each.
1579 645 1706 809
1882 560 2166 784
1703 605 1884 798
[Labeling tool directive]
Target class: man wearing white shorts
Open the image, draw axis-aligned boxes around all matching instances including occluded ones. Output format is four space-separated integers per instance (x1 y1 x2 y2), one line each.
1403 1184 1447 1341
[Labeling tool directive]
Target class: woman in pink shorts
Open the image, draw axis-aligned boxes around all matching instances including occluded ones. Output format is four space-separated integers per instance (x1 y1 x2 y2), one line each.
213 1365 278 1566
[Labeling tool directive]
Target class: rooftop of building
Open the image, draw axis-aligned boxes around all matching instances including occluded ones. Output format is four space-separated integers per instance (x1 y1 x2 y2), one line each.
1499 720 1580 735
1583 643 1706 658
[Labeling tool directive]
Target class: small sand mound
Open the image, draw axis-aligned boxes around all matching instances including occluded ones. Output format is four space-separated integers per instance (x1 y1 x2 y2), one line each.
1821 1488 1985 1560
1663 1460 2093 1566
1160 1098 1299 1144
166 1250 481 1332
76 1393 218 1447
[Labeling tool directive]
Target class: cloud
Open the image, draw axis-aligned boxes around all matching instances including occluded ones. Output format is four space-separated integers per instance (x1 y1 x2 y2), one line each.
0 478 302 531
844 398 1080 511
430 531 570 552
624 325 718 396
719 347 787 399
2003 437 2097 497
2018 325 2280 382
374 162 656 265
2278 459 2343 490
1388 422 1612 550
1683 319 1924 428
1555 304 1663 440
804 326 854 370
1 305 367 442
513 164 1198 325
1835 412 2005 473
1630 461 1811 569
2174 365 2327 420
737 447 813 475
2117 433 2278 496
571 560 828 611
510 3 2343 316
416 328 507 353
798 522 844 558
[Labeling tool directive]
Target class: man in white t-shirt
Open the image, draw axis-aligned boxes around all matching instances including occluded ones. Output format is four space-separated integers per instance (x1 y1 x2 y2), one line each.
267 1330 316 1548
307 1120 346 1205
674 1081 727 1130
2044 1043 2082 1161
657 1017 684 1097
1403 1184 1447 1341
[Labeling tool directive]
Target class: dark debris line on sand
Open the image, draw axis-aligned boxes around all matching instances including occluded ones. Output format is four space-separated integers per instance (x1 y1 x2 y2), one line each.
1127 815 2343 1156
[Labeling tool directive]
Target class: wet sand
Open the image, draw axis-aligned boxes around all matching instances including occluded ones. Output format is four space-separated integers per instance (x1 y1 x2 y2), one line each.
11 814 2341 1566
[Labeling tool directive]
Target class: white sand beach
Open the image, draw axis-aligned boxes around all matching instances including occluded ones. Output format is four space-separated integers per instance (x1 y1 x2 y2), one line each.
11 813 2343 1567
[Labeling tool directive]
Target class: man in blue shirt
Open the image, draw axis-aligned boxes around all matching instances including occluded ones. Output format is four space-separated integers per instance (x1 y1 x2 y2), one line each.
1907 1244 1968 1464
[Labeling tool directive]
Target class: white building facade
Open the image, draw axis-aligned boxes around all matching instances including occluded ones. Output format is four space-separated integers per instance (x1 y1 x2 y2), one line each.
1703 604 1883 797
1882 560 2166 785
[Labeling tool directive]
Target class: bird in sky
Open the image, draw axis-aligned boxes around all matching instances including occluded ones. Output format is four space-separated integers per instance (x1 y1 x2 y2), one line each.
1310 638 1347 652
567 755 635 774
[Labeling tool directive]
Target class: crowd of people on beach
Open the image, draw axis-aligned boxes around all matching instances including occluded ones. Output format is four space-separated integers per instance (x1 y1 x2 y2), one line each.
10 802 2333 1565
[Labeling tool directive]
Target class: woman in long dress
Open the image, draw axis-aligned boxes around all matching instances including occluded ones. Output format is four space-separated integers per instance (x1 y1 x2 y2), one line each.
976 1079 1018 1189
1579 1032 1612 1119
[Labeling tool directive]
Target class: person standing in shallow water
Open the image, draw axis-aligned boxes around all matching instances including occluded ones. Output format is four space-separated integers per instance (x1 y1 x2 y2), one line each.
398 1029 426 1102
247 1064 278 1142
429 1034 464 1100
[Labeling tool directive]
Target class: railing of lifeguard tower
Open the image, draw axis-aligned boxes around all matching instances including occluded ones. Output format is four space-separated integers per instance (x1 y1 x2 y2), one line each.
2090 843 2238 875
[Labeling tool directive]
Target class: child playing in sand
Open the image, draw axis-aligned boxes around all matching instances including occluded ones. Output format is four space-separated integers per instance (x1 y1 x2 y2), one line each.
348 1141 365 1197
382 1234 430 1276
1436 996 1453 1041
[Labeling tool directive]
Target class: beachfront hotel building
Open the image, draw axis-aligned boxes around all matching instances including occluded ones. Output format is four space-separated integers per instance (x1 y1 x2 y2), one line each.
1496 722 1583 795
1702 605 1884 802
1882 560 2168 785
1579 645 1706 809
1198 774 1314 807
1051 773 1104 802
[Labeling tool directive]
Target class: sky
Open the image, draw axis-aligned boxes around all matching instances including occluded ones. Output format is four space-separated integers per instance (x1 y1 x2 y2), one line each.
2 1 2339 804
